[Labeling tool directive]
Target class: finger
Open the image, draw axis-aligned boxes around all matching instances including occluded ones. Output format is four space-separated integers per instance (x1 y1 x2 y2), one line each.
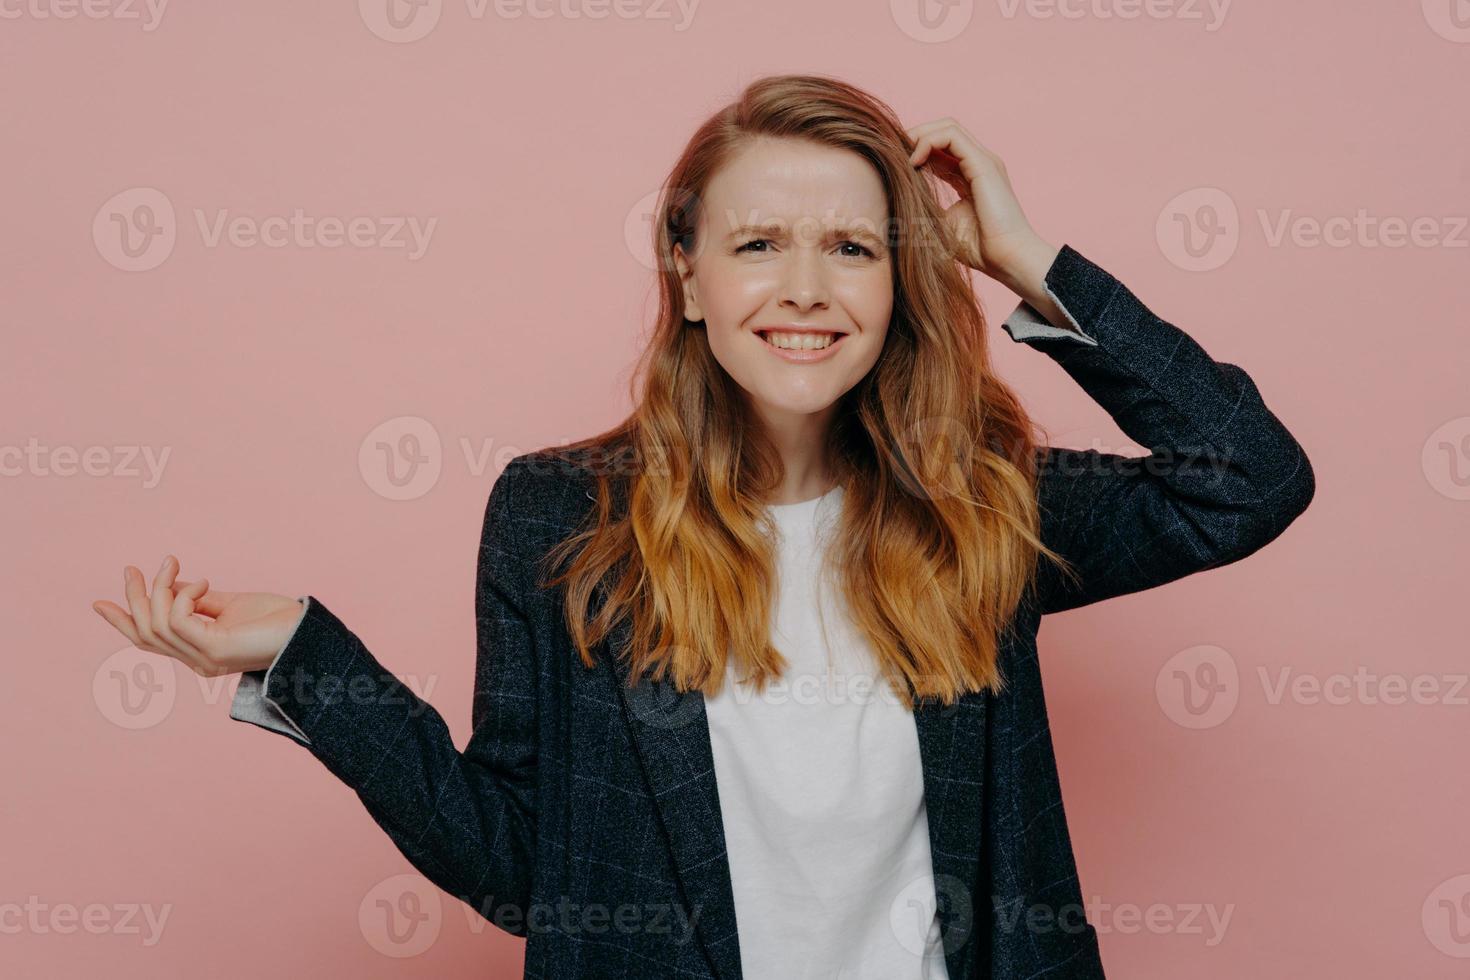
907 117 996 159
150 555 179 645
912 128 990 188
909 121 1003 185
92 600 144 648
122 565 156 645
146 557 211 667
909 135 965 177
94 596 192 667
907 119 965 157
161 571 209 659
179 582 240 619
907 123 970 174
910 135 975 203
169 578 216 656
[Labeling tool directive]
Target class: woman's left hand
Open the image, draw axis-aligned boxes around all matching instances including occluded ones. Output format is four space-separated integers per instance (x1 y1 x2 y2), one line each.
905 118 1050 283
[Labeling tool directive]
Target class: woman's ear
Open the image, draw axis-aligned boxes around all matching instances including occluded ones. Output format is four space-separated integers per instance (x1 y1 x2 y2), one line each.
672 242 704 322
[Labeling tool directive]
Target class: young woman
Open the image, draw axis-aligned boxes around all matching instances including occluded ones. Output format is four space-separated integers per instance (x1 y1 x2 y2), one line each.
92 74 1315 980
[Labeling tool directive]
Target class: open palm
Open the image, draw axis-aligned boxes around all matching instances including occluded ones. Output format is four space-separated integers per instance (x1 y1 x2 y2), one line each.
92 556 303 676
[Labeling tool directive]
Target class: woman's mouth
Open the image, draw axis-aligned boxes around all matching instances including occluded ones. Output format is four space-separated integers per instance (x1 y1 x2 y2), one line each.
757 329 848 362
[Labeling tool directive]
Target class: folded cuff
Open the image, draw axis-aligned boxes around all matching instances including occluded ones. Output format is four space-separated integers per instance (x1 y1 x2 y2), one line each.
998 243 1103 347
228 596 313 745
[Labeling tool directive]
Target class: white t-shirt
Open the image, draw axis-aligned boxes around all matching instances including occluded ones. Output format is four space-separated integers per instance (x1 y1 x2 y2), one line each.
703 483 951 979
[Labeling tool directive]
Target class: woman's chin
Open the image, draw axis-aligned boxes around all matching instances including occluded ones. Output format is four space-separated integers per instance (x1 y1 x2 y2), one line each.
747 392 841 420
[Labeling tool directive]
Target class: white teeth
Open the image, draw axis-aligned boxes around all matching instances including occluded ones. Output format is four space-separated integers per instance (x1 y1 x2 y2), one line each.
763 331 838 350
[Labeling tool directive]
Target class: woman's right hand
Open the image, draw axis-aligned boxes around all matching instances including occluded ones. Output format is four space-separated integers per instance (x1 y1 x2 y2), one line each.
92 555 305 677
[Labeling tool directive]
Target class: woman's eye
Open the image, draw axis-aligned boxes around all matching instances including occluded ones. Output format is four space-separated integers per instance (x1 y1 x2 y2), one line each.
735 239 875 258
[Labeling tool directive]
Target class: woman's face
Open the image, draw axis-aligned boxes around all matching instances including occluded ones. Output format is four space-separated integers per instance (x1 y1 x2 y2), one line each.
673 137 894 433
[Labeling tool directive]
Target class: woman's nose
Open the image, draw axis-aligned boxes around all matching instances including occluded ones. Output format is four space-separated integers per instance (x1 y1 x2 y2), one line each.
778 249 830 311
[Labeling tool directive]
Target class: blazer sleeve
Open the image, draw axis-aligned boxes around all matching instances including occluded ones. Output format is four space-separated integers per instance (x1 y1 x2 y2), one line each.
229 598 312 743
999 243 1316 615
227 459 541 935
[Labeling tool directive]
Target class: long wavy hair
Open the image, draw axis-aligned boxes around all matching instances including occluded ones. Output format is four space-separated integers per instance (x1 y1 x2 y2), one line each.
537 73 1075 708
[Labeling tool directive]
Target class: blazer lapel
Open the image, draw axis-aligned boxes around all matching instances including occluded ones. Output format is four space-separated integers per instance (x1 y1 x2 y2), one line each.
602 607 744 980
911 690 988 980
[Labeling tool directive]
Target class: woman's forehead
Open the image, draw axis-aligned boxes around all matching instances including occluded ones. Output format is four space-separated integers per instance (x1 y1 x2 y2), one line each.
701 140 888 221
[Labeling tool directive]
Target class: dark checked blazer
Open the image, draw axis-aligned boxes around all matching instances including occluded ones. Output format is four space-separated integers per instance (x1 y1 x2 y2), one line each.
230 243 1316 980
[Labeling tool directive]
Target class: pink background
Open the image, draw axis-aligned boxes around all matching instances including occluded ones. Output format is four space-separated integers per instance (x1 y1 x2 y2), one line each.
4 1 1468 976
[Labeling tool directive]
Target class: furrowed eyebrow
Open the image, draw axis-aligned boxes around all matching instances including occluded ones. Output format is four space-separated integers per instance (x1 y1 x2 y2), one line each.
723 221 888 250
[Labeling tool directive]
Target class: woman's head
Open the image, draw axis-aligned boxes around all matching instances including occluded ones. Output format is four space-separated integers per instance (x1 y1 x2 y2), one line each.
672 134 895 443
657 74 988 478
543 73 1069 706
